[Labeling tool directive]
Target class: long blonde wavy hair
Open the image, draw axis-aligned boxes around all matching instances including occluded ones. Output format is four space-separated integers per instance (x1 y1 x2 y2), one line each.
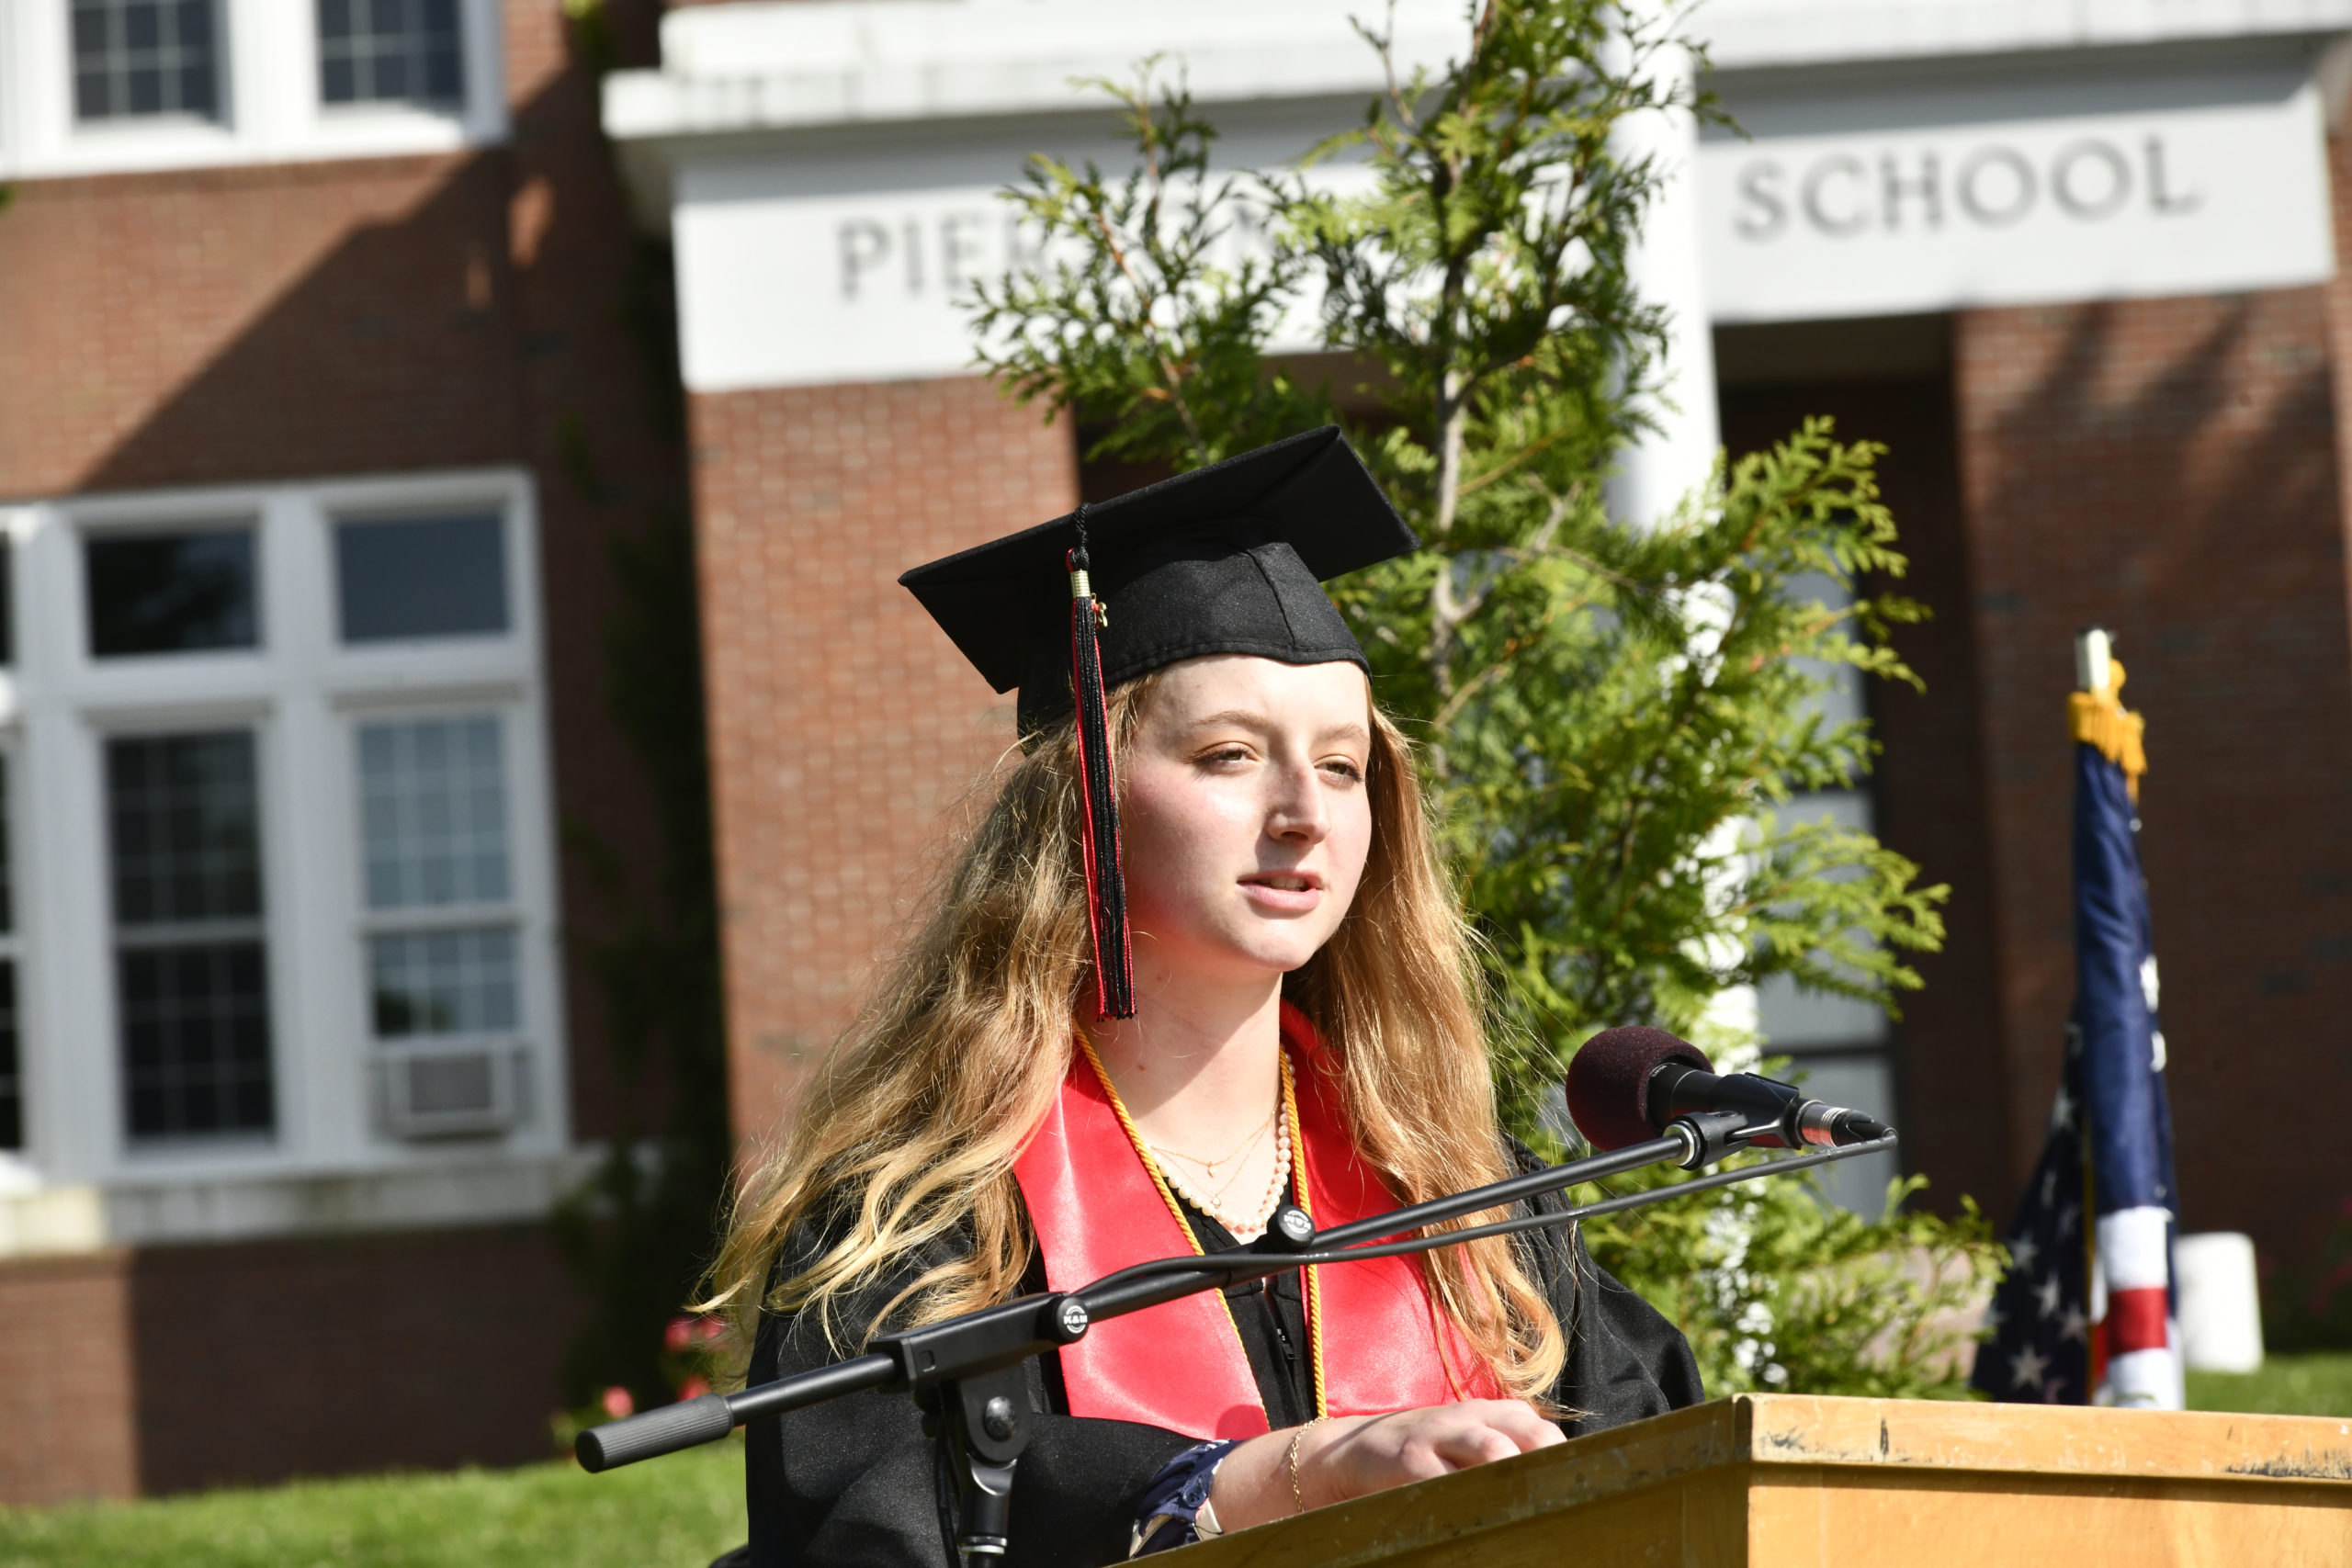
707 666 1567 1403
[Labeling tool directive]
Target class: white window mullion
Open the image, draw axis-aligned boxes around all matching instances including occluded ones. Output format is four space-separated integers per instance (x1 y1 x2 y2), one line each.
12 510 97 1184
503 480 565 1155
266 490 337 1162
278 690 358 1164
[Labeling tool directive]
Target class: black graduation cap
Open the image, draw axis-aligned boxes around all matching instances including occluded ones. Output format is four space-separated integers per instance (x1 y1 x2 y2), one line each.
900 425 1418 1020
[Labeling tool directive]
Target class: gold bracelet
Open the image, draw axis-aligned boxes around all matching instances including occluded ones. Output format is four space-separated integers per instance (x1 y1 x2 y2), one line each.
1287 1416 1329 1517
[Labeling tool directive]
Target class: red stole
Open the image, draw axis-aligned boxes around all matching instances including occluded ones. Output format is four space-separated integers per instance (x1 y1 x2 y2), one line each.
1010 1002 1500 1438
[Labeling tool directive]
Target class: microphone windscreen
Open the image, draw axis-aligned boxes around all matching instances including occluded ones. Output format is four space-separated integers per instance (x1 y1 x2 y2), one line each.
1566 1027 1714 1151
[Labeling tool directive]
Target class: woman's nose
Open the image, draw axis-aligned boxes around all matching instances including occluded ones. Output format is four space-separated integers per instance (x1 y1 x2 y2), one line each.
1266 757 1330 841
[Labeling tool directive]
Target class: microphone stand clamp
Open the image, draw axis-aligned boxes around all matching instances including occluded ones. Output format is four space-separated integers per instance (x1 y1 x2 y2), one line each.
872 1292 1091 1566
1668 1110 1760 1168
918 1362 1029 1564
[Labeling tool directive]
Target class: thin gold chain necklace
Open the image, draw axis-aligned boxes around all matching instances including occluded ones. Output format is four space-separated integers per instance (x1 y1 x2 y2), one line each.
1158 1112 1278 1210
1144 1100 1279 1183
1157 1112 1291 1235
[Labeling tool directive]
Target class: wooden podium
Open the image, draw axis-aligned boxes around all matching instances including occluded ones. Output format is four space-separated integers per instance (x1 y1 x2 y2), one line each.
1182 1393 2352 1565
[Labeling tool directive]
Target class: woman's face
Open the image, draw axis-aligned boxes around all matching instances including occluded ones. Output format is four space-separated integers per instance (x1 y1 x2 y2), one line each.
1116 654 1375 987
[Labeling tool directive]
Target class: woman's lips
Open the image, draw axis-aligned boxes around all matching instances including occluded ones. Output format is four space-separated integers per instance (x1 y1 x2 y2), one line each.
1238 871 1323 913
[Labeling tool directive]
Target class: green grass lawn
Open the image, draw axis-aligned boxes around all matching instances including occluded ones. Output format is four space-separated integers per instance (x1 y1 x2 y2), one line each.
6 1356 2347 1566
2187 1348 2352 1418
0 1439 745 1568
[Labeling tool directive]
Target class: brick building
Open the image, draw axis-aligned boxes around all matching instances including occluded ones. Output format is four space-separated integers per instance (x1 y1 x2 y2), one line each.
0 0 687 1502
5 0 2352 1505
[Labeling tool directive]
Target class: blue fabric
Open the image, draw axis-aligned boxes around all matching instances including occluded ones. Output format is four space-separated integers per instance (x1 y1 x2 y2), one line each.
1971 739 2180 1404
1129 1439 1239 1556
2069 744 2178 1221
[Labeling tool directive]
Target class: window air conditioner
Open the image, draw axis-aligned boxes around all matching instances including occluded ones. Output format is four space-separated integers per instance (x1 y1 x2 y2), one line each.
381 1043 526 1138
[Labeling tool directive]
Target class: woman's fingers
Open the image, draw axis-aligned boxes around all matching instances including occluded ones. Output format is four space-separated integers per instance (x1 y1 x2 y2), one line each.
1484 1398 1567 1450
1291 1400 1569 1513
1426 1421 1521 1470
1391 1400 1563 1474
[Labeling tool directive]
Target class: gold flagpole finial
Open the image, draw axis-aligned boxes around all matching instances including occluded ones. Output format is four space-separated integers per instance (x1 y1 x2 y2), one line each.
2070 627 2147 801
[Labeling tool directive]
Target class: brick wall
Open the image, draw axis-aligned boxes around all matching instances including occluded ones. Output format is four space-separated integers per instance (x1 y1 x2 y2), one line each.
0 156 521 497
0 1226 576 1504
0 1252 139 1505
688 378 1077 1146
128 1224 580 1495
1951 286 2352 1268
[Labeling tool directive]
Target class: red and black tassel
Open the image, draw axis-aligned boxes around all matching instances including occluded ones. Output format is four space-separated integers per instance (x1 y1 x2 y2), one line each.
1068 511 1135 1019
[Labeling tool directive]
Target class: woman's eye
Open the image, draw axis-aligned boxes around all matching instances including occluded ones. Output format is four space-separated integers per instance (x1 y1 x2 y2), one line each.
1320 759 1364 783
1200 746 1251 766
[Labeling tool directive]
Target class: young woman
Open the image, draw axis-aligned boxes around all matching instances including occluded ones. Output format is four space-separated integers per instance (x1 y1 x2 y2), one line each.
710 429 1701 1567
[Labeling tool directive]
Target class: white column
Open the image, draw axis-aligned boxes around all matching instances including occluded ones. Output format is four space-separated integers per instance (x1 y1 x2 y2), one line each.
1606 23 1720 532
1608 18 1753 1056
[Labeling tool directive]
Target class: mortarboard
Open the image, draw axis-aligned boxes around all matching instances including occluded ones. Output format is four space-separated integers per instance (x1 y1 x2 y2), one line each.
900 425 1419 1020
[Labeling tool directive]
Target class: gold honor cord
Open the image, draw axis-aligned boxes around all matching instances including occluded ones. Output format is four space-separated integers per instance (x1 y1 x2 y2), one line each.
1283 1053 1329 1418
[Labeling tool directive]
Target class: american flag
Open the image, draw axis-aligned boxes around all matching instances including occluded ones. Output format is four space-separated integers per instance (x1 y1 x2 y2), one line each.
1973 1026 2094 1403
1973 641 2182 1408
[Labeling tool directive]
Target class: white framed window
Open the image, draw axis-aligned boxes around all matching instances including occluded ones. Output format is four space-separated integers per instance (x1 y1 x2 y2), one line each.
0 468 565 1204
107 725 277 1143
71 0 226 123
0 0 507 181
85 518 263 659
318 0 464 110
354 708 534 1137
1758 571 1899 1215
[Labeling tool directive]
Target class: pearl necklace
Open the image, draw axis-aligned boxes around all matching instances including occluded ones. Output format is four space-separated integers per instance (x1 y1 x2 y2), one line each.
1147 1079 1294 1239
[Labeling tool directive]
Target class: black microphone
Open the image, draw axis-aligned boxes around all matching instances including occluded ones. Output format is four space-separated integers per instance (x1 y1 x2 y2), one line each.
1566 1026 1893 1152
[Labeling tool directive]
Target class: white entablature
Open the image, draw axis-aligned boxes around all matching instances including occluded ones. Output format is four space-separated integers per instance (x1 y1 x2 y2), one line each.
605 0 2348 389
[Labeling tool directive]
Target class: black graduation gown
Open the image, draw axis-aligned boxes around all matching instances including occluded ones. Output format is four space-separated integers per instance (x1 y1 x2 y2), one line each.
740 1144 1702 1568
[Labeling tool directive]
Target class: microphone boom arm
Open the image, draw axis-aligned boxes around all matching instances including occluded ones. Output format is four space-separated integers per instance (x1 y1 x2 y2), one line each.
1077 1129 1893 1314
576 1125 1899 1475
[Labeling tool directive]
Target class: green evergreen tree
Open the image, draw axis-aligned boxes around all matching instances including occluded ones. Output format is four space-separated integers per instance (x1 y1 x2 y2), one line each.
971 0 1997 1396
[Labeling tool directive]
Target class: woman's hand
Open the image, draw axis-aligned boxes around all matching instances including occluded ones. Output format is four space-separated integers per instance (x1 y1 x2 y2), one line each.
1206 1401 1563 1531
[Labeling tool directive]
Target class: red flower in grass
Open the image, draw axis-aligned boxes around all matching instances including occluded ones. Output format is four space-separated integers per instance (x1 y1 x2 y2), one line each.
602 1385 635 1419
678 1376 711 1401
